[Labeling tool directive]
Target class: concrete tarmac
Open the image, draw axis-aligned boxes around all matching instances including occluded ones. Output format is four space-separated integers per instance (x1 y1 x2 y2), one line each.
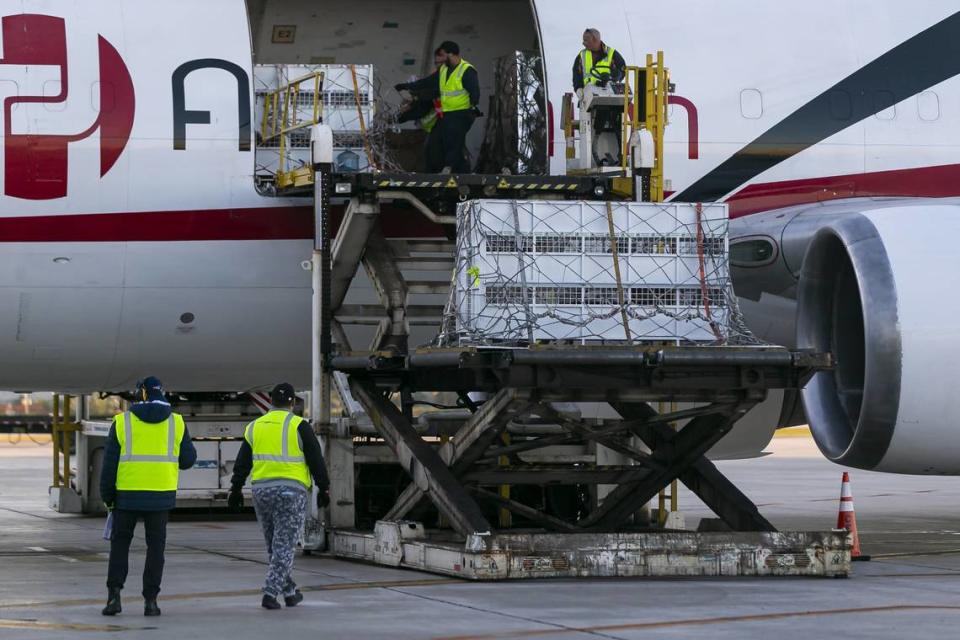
1 433 959 639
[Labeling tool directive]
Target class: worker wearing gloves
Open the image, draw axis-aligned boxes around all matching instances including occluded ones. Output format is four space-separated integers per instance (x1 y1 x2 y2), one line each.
100 376 197 617
573 28 626 95
397 46 447 134
397 47 448 171
395 40 480 173
228 383 330 610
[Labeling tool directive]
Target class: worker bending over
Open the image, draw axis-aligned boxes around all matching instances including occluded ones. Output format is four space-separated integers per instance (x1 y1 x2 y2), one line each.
100 377 197 617
396 40 480 173
229 383 329 610
573 28 626 94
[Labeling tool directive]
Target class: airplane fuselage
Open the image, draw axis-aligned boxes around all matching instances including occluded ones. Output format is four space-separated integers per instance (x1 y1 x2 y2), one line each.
2 1 960 393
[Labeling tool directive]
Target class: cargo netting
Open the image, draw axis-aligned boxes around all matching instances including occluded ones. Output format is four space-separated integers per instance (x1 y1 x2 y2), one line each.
436 199 759 346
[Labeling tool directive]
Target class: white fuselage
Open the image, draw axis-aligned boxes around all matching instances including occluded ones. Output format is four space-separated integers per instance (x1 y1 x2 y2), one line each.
2 1 959 393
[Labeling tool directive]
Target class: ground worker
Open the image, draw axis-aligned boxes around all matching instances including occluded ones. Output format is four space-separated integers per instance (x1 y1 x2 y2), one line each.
100 376 197 617
397 46 447 170
573 28 626 94
228 383 329 610
395 40 480 173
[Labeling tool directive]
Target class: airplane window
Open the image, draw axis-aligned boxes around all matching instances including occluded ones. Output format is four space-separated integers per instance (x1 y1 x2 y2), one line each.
918 91 940 121
43 80 66 112
873 90 896 120
92 82 116 113
740 89 762 119
730 237 777 267
829 90 852 121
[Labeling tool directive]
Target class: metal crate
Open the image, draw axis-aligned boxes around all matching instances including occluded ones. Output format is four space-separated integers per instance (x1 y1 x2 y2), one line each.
441 199 732 345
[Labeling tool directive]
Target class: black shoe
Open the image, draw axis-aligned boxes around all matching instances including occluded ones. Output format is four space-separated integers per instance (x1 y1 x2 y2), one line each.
261 594 282 610
101 588 122 616
144 598 161 617
284 590 304 607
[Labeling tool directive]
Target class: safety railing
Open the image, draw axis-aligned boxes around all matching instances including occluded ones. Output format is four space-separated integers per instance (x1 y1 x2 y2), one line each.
260 71 325 190
622 51 670 202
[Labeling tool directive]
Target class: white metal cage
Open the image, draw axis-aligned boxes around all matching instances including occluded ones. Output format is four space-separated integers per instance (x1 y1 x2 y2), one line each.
254 64 377 178
438 199 751 346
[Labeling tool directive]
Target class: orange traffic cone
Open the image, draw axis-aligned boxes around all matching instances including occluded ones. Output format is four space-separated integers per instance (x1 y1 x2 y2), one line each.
837 472 870 561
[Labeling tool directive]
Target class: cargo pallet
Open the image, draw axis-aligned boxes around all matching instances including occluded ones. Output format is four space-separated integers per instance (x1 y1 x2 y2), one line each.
298 159 848 580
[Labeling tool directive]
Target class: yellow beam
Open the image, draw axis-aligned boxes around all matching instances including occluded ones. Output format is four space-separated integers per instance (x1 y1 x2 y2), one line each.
51 394 60 488
498 432 512 528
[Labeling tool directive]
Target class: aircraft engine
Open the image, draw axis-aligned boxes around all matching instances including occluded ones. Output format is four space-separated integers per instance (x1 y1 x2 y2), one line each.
796 203 960 474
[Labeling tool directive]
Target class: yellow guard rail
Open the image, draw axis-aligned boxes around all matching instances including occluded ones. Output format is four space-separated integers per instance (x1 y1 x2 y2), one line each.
261 70 325 190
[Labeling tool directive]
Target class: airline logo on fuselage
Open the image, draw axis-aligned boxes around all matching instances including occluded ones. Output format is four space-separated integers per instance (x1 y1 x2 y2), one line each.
0 14 135 200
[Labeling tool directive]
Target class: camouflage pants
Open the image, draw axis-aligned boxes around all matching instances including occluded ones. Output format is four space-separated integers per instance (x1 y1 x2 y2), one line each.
252 485 307 598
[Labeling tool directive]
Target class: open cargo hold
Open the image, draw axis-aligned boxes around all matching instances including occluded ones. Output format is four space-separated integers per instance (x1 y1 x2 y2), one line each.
246 0 546 175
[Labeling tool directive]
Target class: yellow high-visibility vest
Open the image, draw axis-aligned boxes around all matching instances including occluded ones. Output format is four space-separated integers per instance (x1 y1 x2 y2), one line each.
439 60 474 113
116 411 185 492
580 47 617 85
245 410 312 489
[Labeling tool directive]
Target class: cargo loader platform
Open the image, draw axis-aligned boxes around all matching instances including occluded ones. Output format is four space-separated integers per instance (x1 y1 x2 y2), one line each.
323 345 847 579
321 345 847 579
330 527 851 580
288 171 622 203
301 137 847 579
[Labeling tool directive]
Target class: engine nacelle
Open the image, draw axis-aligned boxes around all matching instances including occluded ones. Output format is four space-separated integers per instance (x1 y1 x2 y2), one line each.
797 203 960 474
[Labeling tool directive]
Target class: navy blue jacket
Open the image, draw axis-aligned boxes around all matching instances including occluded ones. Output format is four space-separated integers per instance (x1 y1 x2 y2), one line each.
99 402 197 511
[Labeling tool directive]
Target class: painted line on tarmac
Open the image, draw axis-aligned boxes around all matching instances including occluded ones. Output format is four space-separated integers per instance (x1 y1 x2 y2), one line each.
0 577 462 611
0 618 154 633
872 548 960 558
867 572 960 578
431 605 960 639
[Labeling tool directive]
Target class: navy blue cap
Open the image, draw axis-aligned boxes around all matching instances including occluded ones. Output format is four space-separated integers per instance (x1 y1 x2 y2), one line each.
270 382 296 407
136 376 165 401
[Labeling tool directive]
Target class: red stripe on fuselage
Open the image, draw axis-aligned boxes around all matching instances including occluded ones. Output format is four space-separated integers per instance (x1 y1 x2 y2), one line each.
0 205 448 242
727 162 960 218
2 163 960 242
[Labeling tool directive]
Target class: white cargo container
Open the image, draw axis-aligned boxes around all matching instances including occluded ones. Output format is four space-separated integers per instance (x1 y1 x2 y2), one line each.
443 199 731 345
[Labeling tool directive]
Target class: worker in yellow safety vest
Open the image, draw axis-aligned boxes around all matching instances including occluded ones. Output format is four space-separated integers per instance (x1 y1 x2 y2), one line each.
100 376 197 618
397 47 447 170
420 46 448 134
573 28 626 94
228 383 329 610
396 40 481 173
